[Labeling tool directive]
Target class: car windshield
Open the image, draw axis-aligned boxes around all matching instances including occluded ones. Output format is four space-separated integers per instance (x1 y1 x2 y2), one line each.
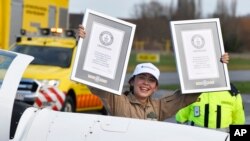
0 51 16 89
12 45 73 68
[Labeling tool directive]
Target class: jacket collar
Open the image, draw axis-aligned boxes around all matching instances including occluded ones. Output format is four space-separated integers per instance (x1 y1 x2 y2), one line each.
127 92 151 107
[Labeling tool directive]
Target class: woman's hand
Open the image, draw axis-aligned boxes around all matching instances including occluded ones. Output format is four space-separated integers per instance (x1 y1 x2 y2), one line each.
221 52 230 64
78 24 86 39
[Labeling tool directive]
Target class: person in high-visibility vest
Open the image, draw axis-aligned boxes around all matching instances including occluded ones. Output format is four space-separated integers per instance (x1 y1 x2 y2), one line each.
175 83 245 132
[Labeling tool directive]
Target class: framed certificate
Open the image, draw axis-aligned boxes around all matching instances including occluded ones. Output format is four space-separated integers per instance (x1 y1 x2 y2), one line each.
71 9 136 95
170 18 230 94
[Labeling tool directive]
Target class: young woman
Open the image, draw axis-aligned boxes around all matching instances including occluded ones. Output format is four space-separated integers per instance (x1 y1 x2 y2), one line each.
78 25 230 121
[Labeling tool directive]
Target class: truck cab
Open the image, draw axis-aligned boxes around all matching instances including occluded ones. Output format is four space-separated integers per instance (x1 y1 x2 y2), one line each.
10 28 104 113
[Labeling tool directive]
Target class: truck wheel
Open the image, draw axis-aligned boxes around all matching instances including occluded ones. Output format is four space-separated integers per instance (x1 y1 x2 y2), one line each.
100 107 108 115
62 96 75 112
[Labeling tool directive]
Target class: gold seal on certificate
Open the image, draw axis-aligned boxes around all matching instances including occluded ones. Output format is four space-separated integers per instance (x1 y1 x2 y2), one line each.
170 18 230 94
71 9 136 95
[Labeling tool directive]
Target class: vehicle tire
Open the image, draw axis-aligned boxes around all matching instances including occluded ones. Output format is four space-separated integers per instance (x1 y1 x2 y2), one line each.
62 96 75 112
100 107 108 115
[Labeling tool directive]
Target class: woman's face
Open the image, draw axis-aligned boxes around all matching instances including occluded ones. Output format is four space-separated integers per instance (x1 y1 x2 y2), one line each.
131 73 158 100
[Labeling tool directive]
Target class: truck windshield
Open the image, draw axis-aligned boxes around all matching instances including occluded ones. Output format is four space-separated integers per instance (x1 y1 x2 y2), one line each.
0 52 16 89
12 46 73 68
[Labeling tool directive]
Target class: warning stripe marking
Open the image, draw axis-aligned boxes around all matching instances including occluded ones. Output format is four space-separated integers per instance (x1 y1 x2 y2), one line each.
34 86 65 111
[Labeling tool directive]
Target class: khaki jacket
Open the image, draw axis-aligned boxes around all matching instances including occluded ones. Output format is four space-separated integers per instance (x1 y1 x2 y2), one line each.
90 87 199 121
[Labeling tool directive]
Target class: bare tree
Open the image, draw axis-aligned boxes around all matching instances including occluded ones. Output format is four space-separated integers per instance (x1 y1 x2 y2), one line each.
130 0 205 50
132 0 169 19
132 2 148 19
214 0 228 18
173 0 201 20
211 0 243 52
196 0 202 18
130 0 174 50
231 0 237 17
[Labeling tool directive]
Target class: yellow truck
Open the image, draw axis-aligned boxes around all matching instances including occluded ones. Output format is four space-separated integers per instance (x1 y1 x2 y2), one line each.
11 28 105 113
2 0 105 113
0 0 69 50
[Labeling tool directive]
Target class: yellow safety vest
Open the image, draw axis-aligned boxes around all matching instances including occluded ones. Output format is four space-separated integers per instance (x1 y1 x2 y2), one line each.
175 87 245 129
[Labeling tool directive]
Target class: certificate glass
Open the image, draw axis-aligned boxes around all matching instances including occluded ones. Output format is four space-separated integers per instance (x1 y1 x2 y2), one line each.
170 18 230 94
71 9 136 95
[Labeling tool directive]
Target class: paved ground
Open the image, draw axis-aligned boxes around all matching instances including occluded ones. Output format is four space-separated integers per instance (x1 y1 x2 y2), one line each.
242 94 250 124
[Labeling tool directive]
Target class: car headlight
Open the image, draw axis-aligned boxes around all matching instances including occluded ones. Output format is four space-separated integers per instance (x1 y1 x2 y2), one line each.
38 80 60 87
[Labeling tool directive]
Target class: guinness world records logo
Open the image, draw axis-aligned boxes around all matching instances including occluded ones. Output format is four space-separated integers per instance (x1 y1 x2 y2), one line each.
99 31 114 46
191 34 205 49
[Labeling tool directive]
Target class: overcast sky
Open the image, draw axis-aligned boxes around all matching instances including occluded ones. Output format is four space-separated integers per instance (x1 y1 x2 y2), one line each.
69 0 250 18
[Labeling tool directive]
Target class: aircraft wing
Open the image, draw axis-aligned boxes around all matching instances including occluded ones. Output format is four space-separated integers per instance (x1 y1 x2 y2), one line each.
13 108 229 141
0 49 34 141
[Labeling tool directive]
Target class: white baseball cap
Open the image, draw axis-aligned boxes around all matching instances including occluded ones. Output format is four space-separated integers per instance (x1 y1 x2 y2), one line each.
131 63 160 81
